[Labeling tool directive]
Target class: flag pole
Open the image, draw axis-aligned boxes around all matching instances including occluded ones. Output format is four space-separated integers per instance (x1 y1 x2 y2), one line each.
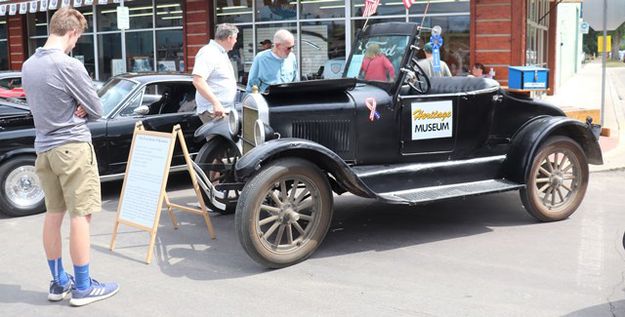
419 1 431 31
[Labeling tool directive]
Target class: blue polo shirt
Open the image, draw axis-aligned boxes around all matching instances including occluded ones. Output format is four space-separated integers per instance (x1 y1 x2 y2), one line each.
246 50 299 93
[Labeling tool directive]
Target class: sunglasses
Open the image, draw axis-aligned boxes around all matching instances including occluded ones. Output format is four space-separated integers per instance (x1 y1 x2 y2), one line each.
281 44 295 50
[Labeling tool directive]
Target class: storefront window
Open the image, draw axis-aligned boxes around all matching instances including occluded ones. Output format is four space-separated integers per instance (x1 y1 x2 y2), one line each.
128 0 154 29
351 0 404 18
156 29 184 72
73 35 96 79
301 0 344 19
97 3 119 31
126 31 154 72
98 33 122 80
256 0 296 22
156 0 183 28
232 25 254 83
301 21 346 79
27 11 48 37
216 0 253 24
411 15 470 76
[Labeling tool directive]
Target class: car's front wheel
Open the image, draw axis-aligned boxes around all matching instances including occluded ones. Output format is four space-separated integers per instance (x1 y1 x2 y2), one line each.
194 138 241 214
0 156 46 217
520 136 589 221
235 158 333 268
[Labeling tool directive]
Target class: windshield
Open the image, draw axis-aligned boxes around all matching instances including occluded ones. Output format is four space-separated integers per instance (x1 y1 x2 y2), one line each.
98 78 138 116
344 35 410 83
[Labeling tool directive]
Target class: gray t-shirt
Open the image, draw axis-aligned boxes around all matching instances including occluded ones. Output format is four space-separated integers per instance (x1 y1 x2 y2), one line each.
22 47 102 153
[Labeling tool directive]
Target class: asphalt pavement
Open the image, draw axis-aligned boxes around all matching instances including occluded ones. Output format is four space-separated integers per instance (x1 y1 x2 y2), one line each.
1 169 625 316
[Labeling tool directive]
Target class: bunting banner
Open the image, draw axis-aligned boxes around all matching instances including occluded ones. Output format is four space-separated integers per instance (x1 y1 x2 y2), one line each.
84 0 93 4
49 0 58 10
0 5 6 16
98 0 108 5
74 0 83 7
40 0 48 12
19 2 28 14
62 0 71 7
30 1 39 13
9 3 17 15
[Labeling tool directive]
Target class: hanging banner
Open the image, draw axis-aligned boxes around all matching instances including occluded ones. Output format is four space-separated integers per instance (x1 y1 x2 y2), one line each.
84 0 93 5
9 4 17 15
19 2 28 14
40 0 48 12
98 0 108 5
62 0 71 7
30 1 38 13
0 5 6 16
74 0 83 7
49 0 58 10
113 0 121 3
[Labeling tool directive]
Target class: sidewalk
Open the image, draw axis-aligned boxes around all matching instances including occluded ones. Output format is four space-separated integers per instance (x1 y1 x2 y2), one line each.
540 60 625 172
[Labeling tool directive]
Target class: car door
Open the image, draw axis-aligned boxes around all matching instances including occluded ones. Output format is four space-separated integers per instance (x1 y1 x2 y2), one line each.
105 81 202 175
399 94 458 160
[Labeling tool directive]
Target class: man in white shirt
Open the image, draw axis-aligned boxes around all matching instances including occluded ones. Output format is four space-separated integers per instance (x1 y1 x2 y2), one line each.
416 42 452 78
192 23 238 123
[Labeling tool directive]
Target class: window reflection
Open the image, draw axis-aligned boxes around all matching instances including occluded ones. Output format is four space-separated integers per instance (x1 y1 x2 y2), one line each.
156 30 184 72
411 15 470 76
73 35 96 79
98 33 122 80
255 0 296 22
216 0 253 24
156 0 183 28
126 31 155 72
301 21 346 80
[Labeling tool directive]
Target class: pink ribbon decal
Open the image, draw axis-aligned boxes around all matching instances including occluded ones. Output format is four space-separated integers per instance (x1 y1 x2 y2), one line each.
365 97 380 122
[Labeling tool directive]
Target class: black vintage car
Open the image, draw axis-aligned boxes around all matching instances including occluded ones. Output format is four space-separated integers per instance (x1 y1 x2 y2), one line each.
0 73 203 217
194 22 603 268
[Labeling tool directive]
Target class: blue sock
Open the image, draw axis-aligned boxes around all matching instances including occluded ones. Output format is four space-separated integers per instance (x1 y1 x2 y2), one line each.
73 263 91 291
47 258 69 286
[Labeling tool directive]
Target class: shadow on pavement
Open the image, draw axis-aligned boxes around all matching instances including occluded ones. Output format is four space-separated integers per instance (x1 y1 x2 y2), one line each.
563 299 625 316
0 284 50 306
96 174 540 281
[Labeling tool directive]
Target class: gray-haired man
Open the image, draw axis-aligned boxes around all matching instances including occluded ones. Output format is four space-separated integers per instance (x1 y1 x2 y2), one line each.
192 23 239 123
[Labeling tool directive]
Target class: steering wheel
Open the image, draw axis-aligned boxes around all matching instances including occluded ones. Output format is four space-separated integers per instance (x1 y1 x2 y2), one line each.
407 57 431 94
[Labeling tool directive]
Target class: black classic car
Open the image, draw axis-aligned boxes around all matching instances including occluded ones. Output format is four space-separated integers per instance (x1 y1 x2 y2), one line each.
0 73 203 217
194 22 603 268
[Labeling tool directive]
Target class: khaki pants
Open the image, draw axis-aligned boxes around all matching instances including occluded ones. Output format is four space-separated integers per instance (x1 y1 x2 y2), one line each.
35 142 101 216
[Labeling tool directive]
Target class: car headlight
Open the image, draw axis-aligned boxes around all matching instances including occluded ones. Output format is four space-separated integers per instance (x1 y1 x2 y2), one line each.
254 119 277 146
228 110 240 137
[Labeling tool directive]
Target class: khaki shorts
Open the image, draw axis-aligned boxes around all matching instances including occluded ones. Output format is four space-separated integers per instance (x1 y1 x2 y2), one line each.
35 142 101 216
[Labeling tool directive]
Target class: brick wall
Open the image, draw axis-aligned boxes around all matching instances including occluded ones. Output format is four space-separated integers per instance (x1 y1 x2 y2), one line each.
184 0 212 72
471 0 526 86
7 15 26 71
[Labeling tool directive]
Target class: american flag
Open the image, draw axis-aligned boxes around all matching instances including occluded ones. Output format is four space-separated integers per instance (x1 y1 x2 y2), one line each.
362 0 380 17
403 0 415 10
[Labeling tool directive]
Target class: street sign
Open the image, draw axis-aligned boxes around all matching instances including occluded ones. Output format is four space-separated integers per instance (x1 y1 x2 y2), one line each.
598 35 611 53
583 0 625 31
580 21 590 34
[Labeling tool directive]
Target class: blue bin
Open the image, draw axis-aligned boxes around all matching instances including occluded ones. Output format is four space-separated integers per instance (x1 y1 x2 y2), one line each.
508 66 549 90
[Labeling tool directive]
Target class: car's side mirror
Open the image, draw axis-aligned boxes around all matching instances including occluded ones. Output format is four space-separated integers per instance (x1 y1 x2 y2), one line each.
133 105 150 116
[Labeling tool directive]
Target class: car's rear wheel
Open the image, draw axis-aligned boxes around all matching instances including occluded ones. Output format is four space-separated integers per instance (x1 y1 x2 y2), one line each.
235 158 333 268
520 136 588 221
0 156 46 217
194 138 241 214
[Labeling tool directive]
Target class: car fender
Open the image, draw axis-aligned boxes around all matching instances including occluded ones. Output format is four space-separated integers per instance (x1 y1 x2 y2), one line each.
193 117 236 144
504 116 603 183
235 138 377 198
0 148 36 164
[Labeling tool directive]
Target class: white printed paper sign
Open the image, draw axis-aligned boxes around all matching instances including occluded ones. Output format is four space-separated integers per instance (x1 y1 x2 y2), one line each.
411 100 453 140
40 0 48 12
9 4 17 15
0 5 6 16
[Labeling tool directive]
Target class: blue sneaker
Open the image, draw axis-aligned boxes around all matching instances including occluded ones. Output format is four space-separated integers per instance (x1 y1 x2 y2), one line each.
69 279 119 307
48 274 74 301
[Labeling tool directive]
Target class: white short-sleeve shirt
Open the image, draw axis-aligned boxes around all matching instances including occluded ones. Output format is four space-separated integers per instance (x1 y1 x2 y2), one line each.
192 40 236 114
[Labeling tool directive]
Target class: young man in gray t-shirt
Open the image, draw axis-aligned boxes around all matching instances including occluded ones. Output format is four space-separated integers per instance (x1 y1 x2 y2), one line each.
21 7 119 307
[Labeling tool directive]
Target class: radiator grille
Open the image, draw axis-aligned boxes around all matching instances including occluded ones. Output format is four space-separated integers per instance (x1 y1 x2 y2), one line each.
242 105 258 153
292 120 351 152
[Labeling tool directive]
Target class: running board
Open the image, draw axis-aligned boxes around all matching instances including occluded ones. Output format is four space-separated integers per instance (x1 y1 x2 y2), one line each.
377 179 524 205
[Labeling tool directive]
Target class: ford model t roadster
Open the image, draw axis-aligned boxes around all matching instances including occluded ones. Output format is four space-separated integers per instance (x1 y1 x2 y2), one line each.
194 22 603 268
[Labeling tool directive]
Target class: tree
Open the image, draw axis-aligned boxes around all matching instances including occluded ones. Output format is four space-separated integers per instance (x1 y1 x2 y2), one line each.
609 22 625 60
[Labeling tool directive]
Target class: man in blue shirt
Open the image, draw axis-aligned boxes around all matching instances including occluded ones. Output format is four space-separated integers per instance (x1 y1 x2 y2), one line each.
246 29 299 93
